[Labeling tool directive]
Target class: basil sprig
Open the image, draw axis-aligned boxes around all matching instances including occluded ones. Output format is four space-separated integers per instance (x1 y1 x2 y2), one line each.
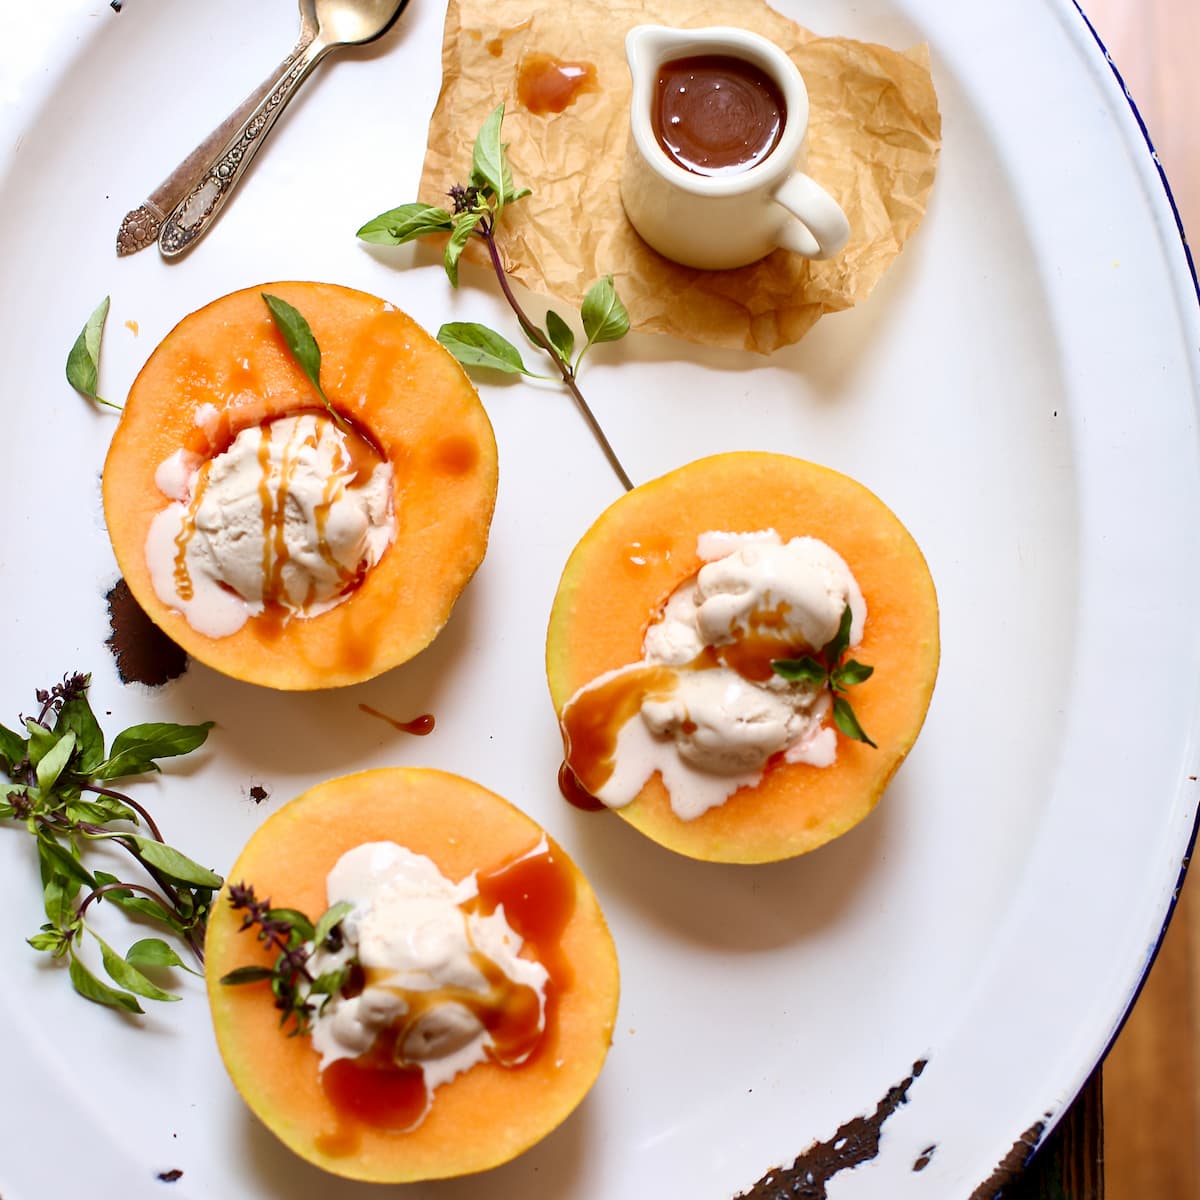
220 884 356 1036
2 673 218 1012
772 605 877 748
357 104 632 491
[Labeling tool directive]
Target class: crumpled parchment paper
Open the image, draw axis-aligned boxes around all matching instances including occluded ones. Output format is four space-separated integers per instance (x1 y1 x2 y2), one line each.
419 0 941 354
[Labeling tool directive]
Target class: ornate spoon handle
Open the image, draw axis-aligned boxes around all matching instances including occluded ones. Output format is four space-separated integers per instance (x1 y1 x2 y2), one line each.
116 23 317 256
158 35 330 258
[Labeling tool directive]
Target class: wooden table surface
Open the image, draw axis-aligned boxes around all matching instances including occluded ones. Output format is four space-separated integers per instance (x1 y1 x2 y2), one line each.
1007 4 1199 1198
1086 4 1200 1197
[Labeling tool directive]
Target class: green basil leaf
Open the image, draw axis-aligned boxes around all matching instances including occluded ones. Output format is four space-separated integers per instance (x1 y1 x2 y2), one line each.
27 929 66 955
40 867 78 928
170 892 205 935
0 721 27 774
443 211 480 288
313 900 354 948
117 894 178 925
37 833 95 891
92 870 174 922
580 275 631 347
174 885 213 920
38 844 82 926
125 937 186 970
220 965 275 986
771 656 828 686
470 104 508 205
545 310 575 363
36 731 76 792
356 203 454 244
261 293 336 419
310 967 349 997
66 296 119 408
437 322 529 374
68 953 143 1013
832 659 874 688
126 836 223 889
822 604 854 668
314 969 348 1008
831 695 877 748
67 795 137 825
97 935 179 1002
24 720 56 767
266 907 315 943
54 694 105 774
65 799 124 826
96 720 213 780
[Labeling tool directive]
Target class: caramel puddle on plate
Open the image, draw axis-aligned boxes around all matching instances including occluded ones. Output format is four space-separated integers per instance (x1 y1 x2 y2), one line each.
557 762 606 812
359 704 435 736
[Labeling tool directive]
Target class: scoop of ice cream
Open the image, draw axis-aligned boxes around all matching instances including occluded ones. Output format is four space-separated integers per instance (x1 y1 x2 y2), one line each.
308 842 549 1097
695 532 864 650
145 412 393 637
643 532 864 667
565 530 865 821
642 668 802 775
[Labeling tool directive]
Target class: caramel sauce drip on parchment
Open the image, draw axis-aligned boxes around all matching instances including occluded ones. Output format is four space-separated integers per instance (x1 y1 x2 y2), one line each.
518 53 599 115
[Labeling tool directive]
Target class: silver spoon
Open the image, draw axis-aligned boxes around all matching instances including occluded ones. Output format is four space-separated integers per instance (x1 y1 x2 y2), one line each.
147 0 409 259
115 6 319 256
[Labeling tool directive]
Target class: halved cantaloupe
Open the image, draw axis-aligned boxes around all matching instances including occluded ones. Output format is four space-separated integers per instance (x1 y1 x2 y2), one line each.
205 767 619 1182
102 282 498 690
545 452 939 863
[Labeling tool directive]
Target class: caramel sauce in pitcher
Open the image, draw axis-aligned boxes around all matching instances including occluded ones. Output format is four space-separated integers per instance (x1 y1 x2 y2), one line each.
652 55 785 176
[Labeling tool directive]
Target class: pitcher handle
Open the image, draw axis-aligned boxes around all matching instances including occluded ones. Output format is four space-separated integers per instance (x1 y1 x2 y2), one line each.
773 173 851 260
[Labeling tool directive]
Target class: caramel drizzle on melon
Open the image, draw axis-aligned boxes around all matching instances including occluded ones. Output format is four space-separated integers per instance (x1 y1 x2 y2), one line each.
561 663 680 796
316 841 575 1147
561 600 812 796
360 948 544 1074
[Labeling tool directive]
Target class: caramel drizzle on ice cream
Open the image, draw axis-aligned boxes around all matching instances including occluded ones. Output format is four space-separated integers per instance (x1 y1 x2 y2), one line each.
166 412 389 627
171 460 212 602
154 410 393 643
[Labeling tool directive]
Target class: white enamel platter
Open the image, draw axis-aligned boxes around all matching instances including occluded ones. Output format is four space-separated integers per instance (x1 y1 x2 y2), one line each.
1 2 1197 1197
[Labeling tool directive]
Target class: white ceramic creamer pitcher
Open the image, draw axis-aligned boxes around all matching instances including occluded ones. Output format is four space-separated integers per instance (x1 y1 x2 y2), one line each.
621 25 850 270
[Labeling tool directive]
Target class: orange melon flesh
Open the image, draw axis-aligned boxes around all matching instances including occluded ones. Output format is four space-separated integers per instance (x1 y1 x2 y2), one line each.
102 282 498 690
545 452 939 864
205 768 619 1182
